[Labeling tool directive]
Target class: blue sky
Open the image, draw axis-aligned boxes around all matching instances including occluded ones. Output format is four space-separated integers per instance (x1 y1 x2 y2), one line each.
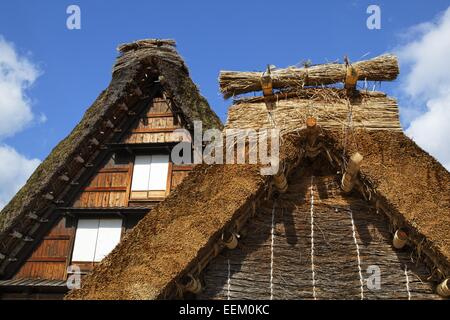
0 0 449 207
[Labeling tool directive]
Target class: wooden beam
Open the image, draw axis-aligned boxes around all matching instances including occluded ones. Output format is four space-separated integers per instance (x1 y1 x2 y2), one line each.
58 174 70 182
261 65 273 97
344 65 359 90
341 152 363 193
273 171 288 193
220 54 399 98
131 127 179 134
436 279 450 298
393 229 408 249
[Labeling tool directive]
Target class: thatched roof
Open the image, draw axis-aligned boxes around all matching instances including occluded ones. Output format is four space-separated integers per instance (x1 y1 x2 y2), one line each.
227 89 401 133
0 39 222 274
65 125 450 300
12 48 442 299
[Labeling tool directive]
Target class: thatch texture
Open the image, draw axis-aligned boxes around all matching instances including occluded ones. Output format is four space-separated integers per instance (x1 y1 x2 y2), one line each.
226 89 401 133
66 127 449 299
115 39 222 131
66 164 267 299
0 39 222 274
64 48 448 300
219 54 399 98
328 130 450 279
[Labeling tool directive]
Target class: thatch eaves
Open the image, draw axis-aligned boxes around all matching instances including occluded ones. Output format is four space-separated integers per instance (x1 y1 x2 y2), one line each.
65 127 450 300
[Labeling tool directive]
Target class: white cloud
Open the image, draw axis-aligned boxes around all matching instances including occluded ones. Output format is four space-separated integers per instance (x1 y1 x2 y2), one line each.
0 36 41 138
397 7 450 171
0 145 40 209
0 36 42 209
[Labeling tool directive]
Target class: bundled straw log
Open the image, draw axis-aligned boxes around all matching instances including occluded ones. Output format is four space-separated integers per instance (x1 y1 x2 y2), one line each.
219 54 399 99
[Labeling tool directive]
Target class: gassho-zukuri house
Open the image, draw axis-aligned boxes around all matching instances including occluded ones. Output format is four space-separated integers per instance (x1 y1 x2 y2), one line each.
0 39 448 300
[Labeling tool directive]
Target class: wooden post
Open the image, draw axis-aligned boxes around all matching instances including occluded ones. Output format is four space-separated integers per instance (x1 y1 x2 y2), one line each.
43 193 55 201
105 120 115 129
223 232 238 250
344 56 359 92
59 174 70 182
436 279 450 298
273 171 288 193
341 152 363 193
305 117 322 158
306 117 319 145
183 275 202 294
89 138 100 146
75 155 85 164
392 229 407 249
10 230 23 239
261 65 273 97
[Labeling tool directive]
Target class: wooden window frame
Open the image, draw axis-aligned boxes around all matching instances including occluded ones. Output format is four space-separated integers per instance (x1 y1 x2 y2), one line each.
129 153 172 201
70 217 124 267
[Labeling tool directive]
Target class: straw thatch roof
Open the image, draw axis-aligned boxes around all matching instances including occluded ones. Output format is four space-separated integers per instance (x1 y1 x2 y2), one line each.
65 53 449 300
0 39 222 276
66 127 450 300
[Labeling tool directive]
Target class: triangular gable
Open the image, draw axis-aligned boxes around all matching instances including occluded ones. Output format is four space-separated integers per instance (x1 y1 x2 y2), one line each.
0 39 222 281
66 126 450 300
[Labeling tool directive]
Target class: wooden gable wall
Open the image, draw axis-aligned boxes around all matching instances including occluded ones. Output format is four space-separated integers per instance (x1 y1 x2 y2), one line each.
10 94 195 282
72 96 193 208
121 97 183 144
13 217 74 280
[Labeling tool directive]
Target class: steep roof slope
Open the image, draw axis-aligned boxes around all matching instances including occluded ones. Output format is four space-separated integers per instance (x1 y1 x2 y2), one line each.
331 130 450 277
65 53 449 299
0 39 222 275
66 127 450 300
66 134 301 300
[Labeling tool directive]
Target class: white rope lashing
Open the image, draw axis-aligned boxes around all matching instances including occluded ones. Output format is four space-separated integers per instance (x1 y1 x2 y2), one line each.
404 264 411 300
348 208 364 300
270 202 276 300
310 176 317 300
226 259 231 300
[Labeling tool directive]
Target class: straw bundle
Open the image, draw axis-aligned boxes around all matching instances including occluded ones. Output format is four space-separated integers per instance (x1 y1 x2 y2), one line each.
219 54 399 99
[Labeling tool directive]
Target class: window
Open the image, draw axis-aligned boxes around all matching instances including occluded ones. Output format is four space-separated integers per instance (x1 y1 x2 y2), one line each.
71 218 122 262
130 154 169 199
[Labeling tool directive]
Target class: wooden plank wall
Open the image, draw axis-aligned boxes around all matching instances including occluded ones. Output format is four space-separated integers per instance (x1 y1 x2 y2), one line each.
11 95 195 282
72 155 132 208
121 97 184 144
73 96 192 207
14 217 74 280
199 171 439 300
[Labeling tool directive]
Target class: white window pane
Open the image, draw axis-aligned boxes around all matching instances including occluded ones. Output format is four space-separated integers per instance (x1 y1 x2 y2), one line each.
94 219 122 262
148 155 169 190
131 155 152 191
72 219 99 262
